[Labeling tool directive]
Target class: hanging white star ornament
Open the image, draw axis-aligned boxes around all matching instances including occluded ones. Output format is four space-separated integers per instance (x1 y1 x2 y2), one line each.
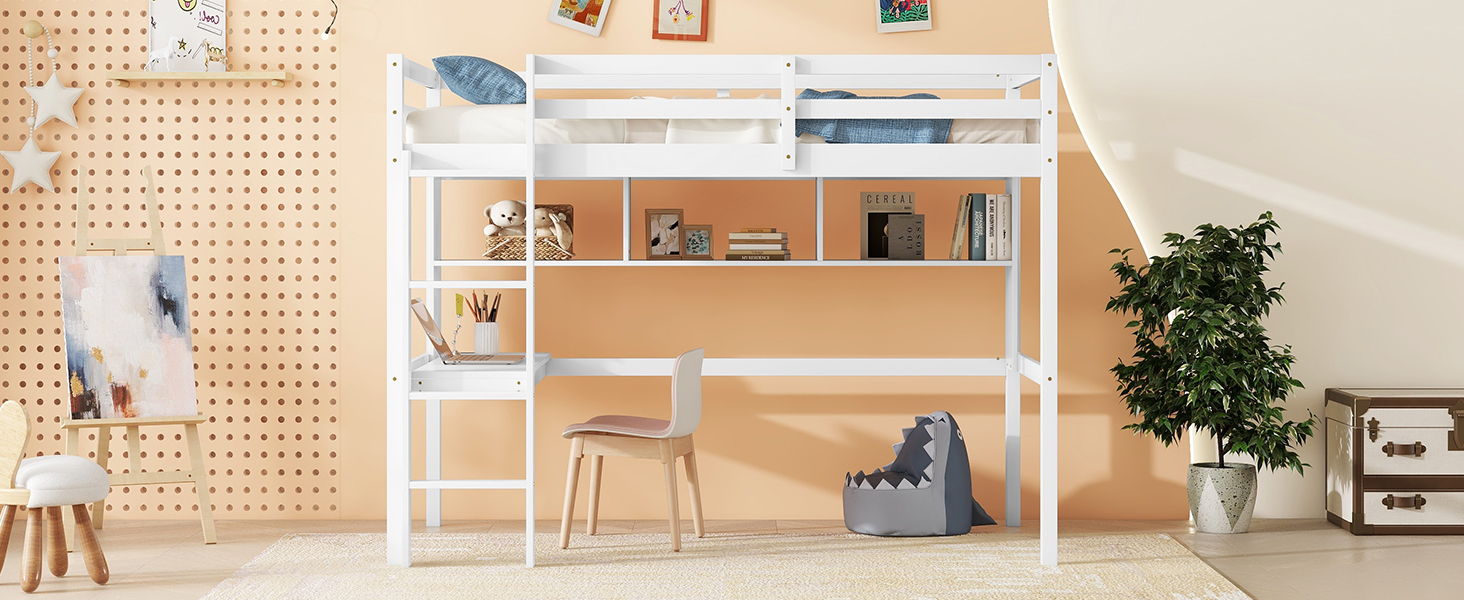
1 138 61 192
25 73 84 128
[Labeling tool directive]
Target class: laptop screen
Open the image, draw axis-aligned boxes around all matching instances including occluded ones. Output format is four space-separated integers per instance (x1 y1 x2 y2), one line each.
409 299 455 359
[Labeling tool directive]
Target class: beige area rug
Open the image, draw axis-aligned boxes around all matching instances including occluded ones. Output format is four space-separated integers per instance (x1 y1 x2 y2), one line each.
202 531 1250 600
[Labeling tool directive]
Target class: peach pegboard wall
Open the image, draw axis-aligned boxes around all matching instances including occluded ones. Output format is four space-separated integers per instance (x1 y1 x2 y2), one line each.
0 2 340 518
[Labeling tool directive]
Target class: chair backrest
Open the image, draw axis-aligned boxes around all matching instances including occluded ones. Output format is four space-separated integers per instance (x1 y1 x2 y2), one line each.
662 348 704 439
0 401 29 488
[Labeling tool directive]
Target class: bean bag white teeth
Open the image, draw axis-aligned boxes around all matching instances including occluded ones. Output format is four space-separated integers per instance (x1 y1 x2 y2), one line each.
842 411 997 536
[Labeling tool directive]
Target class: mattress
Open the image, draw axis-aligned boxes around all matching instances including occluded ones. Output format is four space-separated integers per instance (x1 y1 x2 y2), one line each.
406 104 1036 145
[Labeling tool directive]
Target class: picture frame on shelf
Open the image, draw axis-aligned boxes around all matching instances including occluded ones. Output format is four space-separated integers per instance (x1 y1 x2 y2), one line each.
549 0 612 37
148 0 228 72
682 224 713 260
645 209 684 260
652 0 709 41
876 0 933 34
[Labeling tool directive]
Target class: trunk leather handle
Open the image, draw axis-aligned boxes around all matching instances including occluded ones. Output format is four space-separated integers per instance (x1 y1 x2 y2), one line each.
1382 494 1426 510
1451 401 1464 451
1382 441 1426 457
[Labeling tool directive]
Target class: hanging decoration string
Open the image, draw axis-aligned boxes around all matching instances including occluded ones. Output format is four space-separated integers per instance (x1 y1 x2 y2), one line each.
23 24 61 134
322 0 339 40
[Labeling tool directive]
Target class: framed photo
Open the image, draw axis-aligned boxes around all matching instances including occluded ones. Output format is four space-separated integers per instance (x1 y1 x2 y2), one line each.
549 0 612 37
683 224 714 260
652 0 708 41
876 0 933 34
645 209 684 260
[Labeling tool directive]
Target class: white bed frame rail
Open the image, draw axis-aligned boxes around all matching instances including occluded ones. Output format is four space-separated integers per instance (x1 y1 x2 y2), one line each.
386 53 1059 568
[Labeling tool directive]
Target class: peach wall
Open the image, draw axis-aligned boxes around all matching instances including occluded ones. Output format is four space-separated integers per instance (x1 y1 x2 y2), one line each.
336 1 1187 521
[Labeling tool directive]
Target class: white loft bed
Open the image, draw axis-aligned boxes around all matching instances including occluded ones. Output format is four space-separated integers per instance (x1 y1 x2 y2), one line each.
385 54 1059 568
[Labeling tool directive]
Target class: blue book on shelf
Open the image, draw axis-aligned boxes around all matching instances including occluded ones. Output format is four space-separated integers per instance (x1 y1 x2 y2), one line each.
968 194 988 260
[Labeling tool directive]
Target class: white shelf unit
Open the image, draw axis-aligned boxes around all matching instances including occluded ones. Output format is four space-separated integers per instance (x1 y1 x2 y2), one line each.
387 54 1060 568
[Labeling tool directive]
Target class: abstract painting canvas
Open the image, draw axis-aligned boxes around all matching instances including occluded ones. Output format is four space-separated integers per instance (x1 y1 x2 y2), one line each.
59 256 199 420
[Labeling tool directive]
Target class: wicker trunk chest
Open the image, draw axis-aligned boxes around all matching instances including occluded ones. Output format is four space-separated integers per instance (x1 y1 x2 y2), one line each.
1326 388 1464 534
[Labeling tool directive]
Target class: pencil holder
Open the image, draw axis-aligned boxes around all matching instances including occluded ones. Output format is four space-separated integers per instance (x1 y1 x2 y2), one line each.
473 322 500 354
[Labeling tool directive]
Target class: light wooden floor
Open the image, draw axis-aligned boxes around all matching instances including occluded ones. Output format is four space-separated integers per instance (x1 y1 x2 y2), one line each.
0 519 1457 598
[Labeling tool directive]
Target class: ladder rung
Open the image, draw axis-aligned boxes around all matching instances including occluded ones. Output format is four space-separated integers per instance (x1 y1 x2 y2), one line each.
409 280 528 289
409 479 528 490
408 391 526 400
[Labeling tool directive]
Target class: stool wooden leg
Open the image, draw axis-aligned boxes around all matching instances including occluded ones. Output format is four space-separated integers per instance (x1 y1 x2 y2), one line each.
586 455 603 535
21 508 42 593
558 436 584 549
683 449 705 538
44 507 67 577
185 423 218 544
0 505 15 573
659 439 681 552
72 505 108 585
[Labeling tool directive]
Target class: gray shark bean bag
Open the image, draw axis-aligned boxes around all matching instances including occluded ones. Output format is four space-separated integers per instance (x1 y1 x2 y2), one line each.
843 411 996 536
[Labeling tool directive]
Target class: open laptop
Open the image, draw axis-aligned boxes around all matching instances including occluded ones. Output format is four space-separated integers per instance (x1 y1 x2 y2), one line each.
410 299 520 365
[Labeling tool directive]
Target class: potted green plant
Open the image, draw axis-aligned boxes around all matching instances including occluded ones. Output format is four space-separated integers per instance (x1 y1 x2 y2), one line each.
1106 212 1315 534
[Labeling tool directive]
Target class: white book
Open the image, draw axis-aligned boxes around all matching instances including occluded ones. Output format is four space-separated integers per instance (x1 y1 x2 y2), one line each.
984 194 998 261
727 232 787 241
728 243 787 251
997 194 1012 260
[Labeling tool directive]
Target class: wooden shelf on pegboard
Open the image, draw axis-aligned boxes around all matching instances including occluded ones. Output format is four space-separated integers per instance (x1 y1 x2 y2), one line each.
107 71 292 88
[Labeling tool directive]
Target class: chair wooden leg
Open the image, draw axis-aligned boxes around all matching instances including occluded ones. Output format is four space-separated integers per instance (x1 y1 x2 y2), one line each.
0 505 15 573
683 448 706 538
558 436 584 549
659 439 682 552
21 508 42 593
44 507 67 577
586 455 603 536
71 506 108 585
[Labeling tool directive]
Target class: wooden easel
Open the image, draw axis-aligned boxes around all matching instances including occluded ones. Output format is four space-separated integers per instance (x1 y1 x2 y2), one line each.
61 169 217 548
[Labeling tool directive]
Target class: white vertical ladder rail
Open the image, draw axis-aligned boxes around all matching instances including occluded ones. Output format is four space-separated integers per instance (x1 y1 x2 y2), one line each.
384 54 413 568
522 53 539 568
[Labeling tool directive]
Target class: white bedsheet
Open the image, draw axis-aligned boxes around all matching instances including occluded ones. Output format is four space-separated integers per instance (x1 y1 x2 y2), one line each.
406 104 1036 145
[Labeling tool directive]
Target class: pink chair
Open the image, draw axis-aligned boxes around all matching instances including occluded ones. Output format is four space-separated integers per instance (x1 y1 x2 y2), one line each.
558 349 705 551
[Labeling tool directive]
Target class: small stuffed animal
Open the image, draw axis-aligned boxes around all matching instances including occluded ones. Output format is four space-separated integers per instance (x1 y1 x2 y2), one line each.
483 200 527 237
531 207 575 251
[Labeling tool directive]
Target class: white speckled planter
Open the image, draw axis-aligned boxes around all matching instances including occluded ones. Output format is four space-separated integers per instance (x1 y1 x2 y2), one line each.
1187 463 1257 534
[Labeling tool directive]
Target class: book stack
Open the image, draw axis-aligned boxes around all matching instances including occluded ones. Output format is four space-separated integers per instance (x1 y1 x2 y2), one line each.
950 194 1012 261
726 228 790 261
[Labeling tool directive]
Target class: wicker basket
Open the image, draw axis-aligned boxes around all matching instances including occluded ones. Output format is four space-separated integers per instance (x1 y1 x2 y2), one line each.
482 236 574 260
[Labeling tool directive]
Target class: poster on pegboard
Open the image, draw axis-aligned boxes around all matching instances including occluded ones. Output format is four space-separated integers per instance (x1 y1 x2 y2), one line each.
148 0 227 72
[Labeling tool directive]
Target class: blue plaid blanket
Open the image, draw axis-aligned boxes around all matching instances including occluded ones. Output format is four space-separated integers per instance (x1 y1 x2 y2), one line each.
795 89 951 144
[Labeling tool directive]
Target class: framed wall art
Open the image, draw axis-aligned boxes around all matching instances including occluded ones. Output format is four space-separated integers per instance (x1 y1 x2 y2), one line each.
683 224 713 260
652 0 708 41
645 209 685 259
550 0 612 37
876 0 932 34
148 0 228 72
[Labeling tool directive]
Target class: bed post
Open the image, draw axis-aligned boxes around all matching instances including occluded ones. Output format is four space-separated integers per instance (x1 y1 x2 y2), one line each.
1003 176 1023 528
385 53 413 568
522 52 539 569
1037 54 1060 568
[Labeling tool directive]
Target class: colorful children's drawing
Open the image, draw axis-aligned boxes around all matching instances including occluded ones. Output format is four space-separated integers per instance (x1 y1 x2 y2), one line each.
652 0 708 41
877 0 933 33
549 0 613 37
148 0 227 72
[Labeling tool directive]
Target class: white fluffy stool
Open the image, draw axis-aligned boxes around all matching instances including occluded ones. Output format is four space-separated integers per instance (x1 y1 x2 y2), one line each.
0 402 111 593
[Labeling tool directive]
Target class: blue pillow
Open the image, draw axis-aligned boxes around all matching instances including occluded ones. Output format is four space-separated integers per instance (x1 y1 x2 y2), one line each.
431 56 526 105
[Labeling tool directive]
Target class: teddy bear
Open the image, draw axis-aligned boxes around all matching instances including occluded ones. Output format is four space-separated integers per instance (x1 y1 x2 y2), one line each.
483 200 527 237
532 207 574 251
